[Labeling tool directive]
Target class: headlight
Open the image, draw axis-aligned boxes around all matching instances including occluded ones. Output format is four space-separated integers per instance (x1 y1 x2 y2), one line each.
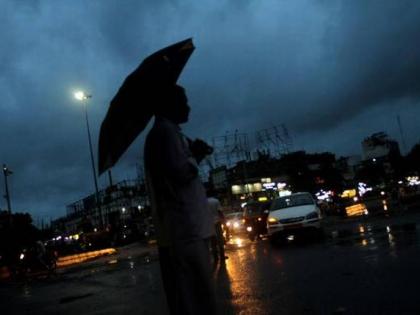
305 211 319 220
226 221 231 227
268 217 278 224
246 226 253 232
233 221 240 229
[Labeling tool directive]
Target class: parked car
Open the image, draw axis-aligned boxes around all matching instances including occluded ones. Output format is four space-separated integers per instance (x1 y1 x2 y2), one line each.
267 192 323 241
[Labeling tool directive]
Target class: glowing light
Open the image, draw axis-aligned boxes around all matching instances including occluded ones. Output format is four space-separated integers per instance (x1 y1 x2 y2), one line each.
345 203 367 216
246 226 253 232
268 217 278 224
93 228 97 232
258 217 262 221
358 182 373 197
362 239 368 246
287 235 295 241
19 253 25 260
277 182 287 190
233 222 240 229
359 226 365 233
316 189 333 201
231 185 242 194
353 196 359 202
258 196 268 202
279 190 292 197
386 226 391 233
407 176 420 186
341 189 357 198
235 238 243 247
74 90 90 101
380 191 385 196
122 207 126 213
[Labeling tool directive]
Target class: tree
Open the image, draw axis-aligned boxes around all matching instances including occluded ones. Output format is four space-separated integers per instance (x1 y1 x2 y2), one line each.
405 143 420 174
0 212 40 266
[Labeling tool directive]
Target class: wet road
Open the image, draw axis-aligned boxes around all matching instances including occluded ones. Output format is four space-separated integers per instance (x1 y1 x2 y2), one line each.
2 221 420 314
219 224 420 314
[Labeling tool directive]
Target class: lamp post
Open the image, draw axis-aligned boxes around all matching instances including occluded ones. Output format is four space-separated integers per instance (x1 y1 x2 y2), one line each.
2 164 12 214
74 91 103 228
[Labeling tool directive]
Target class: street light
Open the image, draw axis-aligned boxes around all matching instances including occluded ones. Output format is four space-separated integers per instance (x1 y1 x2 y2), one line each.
74 91 89 101
74 90 103 228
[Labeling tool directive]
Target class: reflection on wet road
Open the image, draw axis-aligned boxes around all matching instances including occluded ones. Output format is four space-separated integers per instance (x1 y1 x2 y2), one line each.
3 222 420 314
216 224 420 314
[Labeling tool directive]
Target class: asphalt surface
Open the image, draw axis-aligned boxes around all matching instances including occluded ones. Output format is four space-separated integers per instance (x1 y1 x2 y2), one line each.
2 211 420 315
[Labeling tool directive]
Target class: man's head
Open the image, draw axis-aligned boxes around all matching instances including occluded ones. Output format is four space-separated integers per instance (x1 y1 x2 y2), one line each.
153 84 190 124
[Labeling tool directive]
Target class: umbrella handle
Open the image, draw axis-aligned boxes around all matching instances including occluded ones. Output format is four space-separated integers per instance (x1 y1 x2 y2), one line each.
184 135 214 162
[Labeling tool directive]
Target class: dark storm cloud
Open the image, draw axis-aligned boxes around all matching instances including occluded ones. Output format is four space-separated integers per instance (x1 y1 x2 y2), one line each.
1 0 420 220
313 1 420 129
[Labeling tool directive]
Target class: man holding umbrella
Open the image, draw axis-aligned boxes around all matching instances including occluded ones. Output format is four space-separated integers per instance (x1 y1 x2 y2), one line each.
145 83 216 315
98 39 216 315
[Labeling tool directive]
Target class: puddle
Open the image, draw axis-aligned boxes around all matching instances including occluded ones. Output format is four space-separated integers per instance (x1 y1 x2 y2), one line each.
59 292 94 304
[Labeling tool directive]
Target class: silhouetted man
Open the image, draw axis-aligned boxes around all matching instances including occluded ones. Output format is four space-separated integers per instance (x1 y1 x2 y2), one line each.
144 84 216 315
208 189 227 266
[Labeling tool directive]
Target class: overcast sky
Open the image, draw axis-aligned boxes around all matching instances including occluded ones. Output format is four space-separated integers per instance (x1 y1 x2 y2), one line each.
1 0 420 222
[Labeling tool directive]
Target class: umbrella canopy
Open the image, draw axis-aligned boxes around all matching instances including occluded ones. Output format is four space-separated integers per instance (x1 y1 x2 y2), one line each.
98 38 195 175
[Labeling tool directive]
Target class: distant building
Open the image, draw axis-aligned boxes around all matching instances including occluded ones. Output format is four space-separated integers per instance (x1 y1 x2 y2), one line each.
362 132 400 161
209 166 228 190
209 150 343 208
336 155 361 182
53 180 149 234
358 132 403 183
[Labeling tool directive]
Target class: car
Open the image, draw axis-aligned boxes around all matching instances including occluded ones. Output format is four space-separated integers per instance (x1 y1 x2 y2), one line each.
267 192 322 240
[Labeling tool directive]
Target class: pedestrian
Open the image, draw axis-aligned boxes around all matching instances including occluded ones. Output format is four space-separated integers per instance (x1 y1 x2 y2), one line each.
144 84 216 315
207 189 228 266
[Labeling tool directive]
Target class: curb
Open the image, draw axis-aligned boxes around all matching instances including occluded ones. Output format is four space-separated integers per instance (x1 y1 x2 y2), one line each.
56 248 117 268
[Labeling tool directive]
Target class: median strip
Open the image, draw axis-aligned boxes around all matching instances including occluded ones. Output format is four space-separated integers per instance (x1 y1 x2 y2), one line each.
56 248 117 268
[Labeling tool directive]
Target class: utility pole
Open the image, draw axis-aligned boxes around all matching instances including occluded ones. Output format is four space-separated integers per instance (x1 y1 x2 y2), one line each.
397 115 407 155
107 169 113 187
2 164 12 214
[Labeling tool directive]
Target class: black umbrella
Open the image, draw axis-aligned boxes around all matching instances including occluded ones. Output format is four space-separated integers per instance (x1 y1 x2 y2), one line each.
98 38 195 175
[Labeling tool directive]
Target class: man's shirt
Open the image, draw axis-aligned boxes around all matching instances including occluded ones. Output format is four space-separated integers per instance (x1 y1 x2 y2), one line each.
144 116 213 246
207 197 222 224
